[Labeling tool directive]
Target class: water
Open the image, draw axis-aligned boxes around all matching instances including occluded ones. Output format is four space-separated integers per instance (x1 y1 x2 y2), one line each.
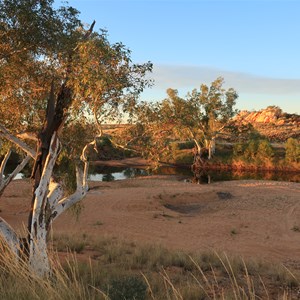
88 167 150 181
88 165 300 183
5 164 299 183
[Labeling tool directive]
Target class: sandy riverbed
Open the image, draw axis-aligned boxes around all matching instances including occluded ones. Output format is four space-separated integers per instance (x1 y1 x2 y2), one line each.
1 173 299 269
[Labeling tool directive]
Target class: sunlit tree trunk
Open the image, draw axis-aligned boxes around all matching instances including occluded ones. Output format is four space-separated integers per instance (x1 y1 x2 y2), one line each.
28 132 89 277
0 129 90 277
28 133 60 277
207 137 216 160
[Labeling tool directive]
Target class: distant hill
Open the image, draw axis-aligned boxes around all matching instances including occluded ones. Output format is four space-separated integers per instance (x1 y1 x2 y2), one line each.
233 106 300 142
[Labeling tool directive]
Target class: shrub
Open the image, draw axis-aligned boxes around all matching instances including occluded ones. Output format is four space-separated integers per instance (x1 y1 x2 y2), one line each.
256 140 274 163
243 139 258 161
285 138 300 163
233 142 245 158
109 276 147 300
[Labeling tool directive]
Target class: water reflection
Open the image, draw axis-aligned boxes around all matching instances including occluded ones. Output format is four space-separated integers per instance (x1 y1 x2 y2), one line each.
192 169 211 184
88 167 150 182
88 165 300 183
5 164 300 183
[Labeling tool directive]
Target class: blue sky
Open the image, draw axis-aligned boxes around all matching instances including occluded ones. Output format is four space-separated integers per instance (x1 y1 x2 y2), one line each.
56 0 300 113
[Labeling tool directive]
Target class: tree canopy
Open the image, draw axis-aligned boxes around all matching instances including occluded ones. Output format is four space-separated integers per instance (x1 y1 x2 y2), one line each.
0 0 153 277
124 77 238 162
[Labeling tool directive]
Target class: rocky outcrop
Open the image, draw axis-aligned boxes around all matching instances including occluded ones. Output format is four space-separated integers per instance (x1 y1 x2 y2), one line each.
234 106 299 125
233 106 300 142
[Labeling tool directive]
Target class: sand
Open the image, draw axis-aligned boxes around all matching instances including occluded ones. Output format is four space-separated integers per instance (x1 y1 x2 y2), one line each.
1 174 299 268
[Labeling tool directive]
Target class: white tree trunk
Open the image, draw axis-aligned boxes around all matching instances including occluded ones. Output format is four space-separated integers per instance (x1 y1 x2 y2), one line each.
28 133 60 277
206 138 216 160
0 217 20 259
0 124 35 196
193 139 201 155
52 163 88 221
0 131 90 278
28 132 89 277
212 137 216 154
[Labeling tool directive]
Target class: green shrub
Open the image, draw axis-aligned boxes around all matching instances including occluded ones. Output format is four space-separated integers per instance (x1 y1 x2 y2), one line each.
96 136 112 147
243 139 258 161
285 138 300 163
177 140 195 150
173 152 194 164
109 276 147 300
256 140 274 163
233 142 245 158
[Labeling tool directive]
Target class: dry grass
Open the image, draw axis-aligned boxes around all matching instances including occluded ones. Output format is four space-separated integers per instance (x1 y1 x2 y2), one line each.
1 234 299 299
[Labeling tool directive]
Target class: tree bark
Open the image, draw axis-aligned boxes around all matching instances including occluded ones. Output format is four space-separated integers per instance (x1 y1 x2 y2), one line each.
28 133 60 277
27 132 89 277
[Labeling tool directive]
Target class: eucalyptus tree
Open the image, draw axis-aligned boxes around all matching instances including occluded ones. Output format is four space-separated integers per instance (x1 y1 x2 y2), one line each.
123 77 238 163
188 77 238 158
0 0 82 191
0 0 152 277
158 77 238 159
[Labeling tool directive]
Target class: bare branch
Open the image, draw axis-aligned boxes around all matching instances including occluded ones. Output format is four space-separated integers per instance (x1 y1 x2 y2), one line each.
0 125 36 158
83 20 96 40
0 155 31 197
0 148 12 179
17 132 38 142
51 162 88 221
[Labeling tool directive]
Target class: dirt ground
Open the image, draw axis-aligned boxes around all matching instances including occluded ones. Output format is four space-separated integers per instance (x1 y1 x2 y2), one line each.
1 174 300 269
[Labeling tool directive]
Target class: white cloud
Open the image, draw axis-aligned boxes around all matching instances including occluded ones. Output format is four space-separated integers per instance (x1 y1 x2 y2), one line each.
151 64 300 95
141 64 300 114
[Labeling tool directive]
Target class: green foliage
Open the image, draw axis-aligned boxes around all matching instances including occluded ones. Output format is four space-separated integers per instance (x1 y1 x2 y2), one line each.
127 77 238 161
1 0 152 139
109 276 147 300
243 139 258 161
233 142 245 158
256 139 274 163
176 140 195 150
172 151 194 165
55 152 77 193
96 136 112 148
233 139 275 165
0 0 82 131
285 138 300 163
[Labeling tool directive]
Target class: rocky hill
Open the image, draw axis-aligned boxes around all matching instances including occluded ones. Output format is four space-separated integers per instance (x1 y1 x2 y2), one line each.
233 106 300 142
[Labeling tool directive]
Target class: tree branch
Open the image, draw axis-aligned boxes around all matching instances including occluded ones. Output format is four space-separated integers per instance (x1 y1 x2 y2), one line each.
51 162 88 221
0 155 31 197
0 125 36 158
0 148 12 179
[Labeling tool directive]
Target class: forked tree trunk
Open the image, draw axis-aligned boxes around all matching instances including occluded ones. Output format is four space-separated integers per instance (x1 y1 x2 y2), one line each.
0 132 90 277
28 133 60 276
28 132 89 277
0 21 96 277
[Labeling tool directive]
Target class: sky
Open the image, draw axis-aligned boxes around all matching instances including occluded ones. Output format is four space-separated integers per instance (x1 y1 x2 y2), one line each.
55 0 300 114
